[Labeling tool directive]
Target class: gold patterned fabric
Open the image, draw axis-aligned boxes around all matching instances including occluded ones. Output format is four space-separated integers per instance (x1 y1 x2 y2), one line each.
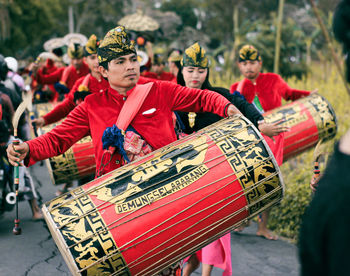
98 26 136 64
67 43 84 59
238 44 261 62
181 42 208 68
84 34 100 56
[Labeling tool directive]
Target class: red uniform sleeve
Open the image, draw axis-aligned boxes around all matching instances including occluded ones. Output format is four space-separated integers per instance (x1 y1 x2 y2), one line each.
25 102 90 167
43 98 76 125
35 67 64 85
42 78 82 125
278 75 310 101
161 82 231 117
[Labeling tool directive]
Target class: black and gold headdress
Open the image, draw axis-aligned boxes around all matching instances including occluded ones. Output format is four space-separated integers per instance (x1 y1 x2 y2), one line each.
84 34 100 56
238 45 261 62
67 43 84 59
181 42 208 68
98 26 136 64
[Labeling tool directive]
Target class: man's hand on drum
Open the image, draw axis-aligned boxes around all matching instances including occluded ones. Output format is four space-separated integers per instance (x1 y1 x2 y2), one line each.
31 117 45 128
6 142 29 167
227 104 243 117
258 119 290 138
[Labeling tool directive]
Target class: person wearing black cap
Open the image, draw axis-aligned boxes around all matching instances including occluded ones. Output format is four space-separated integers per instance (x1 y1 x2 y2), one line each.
230 44 317 240
7 25 241 276
299 1 350 275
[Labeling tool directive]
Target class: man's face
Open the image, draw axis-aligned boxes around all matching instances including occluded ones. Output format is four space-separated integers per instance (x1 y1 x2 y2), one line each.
99 53 140 91
84 54 99 74
238 60 262 80
71 58 84 70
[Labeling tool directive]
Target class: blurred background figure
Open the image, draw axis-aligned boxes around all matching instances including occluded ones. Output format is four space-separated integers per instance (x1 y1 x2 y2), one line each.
0 120 42 220
299 0 350 275
167 49 182 82
5 56 25 91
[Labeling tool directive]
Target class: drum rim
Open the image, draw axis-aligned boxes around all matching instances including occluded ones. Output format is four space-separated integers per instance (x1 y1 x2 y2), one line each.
314 93 338 135
42 204 80 276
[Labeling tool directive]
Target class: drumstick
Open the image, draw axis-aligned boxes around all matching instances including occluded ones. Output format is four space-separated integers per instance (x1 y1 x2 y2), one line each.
11 91 31 235
12 139 21 235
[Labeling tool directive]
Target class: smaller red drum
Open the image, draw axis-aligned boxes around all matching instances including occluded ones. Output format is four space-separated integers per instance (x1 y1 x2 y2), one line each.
263 93 337 161
34 103 96 185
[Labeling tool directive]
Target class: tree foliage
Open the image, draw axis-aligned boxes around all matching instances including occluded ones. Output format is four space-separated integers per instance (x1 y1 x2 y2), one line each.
0 0 68 58
0 0 343 80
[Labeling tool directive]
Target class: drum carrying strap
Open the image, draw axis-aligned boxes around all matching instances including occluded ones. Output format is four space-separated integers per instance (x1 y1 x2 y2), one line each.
99 82 154 176
116 82 154 131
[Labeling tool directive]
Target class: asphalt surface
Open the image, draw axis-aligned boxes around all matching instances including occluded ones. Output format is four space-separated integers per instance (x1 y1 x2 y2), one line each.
0 162 300 276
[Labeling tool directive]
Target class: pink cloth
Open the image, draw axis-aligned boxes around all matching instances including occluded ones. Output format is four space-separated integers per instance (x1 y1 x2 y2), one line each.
185 233 232 276
124 131 153 162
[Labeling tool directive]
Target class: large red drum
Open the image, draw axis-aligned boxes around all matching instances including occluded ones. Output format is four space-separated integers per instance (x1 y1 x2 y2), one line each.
42 115 284 276
34 103 96 185
263 93 337 161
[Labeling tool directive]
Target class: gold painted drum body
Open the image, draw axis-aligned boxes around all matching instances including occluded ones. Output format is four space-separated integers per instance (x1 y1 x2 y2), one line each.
42 116 284 276
34 103 96 185
263 93 337 161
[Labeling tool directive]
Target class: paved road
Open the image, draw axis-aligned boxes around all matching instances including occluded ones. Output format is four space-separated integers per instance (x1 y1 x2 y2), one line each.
0 162 300 276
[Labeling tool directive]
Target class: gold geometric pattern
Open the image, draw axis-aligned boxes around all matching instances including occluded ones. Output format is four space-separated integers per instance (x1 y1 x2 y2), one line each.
207 117 283 214
263 93 337 142
47 187 131 275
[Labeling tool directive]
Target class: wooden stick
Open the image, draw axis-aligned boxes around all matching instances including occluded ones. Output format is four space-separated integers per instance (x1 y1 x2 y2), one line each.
309 0 350 96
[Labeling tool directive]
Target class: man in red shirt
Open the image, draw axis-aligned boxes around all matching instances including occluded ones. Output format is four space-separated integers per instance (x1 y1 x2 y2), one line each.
33 34 109 127
8 25 242 276
7 25 240 177
31 43 90 100
230 44 316 240
142 53 176 81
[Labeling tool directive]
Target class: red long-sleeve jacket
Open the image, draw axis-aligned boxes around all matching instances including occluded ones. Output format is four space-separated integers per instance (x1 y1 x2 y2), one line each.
42 76 156 125
35 62 90 90
230 73 311 165
230 73 310 111
43 74 109 125
25 81 231 174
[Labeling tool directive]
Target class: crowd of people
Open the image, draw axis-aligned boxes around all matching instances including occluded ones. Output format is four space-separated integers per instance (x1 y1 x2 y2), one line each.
2 0 350 274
